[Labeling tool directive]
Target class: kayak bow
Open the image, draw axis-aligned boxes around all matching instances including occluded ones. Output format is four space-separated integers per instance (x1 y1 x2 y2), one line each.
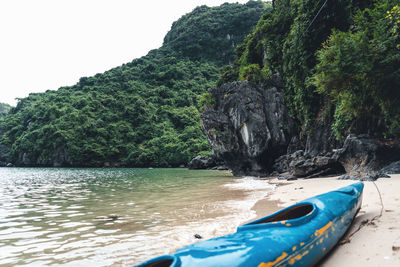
135 182 364 267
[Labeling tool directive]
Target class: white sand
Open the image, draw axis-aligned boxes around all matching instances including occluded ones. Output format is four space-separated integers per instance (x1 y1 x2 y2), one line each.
253 175 400 266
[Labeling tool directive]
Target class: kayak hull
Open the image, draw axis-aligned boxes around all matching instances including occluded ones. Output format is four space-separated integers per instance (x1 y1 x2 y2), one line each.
135 182 364 267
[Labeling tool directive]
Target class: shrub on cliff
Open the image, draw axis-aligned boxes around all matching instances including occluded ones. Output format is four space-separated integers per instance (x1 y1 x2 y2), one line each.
313 0 400 139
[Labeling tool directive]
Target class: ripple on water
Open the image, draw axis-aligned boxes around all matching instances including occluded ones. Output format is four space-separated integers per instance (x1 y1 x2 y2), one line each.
0 226 41 236
0 221 27 228
94 229 121 234
60 222 92 228
0 168 273 266
43 212 62 218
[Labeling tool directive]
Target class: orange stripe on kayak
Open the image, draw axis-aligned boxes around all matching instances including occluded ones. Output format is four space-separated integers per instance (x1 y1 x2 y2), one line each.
259 222 332 267
315 221 332 237
288 250 309 265
258 252 288 267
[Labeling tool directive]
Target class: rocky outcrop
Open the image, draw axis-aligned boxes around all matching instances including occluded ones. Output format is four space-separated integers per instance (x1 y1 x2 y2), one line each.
188 155 225 170
333 134 400 174
201 80 400 179
14 147 74 167
331 135 400 181
0 146 7 166
305 116 341 157
201 80 294 176
380 161 400 174
274 134 400 180
273 150 345 179
338 172 390 181
287 136 304 154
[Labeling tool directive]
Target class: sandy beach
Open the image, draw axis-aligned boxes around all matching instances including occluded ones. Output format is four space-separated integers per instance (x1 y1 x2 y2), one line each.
251 174 400 266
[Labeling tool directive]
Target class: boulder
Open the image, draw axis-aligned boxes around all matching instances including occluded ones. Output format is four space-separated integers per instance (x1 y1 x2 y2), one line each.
273 150 345 179
380 161 400 174
333 134 400 173
201 81 294 176
158 161 170 168
338 172 390 181
290 155 344 178
188 155 224 170
211 165 229 171
188 155 216 169
273 150 304 174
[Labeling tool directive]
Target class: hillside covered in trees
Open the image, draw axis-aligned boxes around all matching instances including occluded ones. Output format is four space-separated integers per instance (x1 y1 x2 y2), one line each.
0 1 269 167
220 0 400 142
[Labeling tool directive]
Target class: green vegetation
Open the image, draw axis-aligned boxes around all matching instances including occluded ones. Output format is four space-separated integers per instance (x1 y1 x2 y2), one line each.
164 1 270 65
313 0 400 139
0 1 267 167
221 0 400 140
0 103 12 119
221 0 365 126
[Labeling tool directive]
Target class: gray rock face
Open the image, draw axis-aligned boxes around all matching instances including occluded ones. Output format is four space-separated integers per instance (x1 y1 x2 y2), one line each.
188 155 222 170
0 127 8 165
338 172 390 181
305 120 341 157
380 161 400 174
201 81 294 176
16 147 73 167
333 134 400 173
273 150 345 179
274 134 400 181
287 136 304 154
0 146 7 167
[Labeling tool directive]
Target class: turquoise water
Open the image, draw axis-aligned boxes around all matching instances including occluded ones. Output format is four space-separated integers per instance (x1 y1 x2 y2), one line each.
0 168 273 266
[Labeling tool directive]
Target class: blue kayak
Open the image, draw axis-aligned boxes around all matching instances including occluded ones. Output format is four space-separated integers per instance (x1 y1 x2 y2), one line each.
135 182 364 267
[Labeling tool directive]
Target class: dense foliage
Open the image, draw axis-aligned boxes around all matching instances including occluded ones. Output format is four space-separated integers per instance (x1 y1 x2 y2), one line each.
220 0 399 141
0 103 12 119
164 1 270 65
221 0 369 125
313 0 400 139
0 1 267 167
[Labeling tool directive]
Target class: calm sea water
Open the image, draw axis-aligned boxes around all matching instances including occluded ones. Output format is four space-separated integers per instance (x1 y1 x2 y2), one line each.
0 168 274 266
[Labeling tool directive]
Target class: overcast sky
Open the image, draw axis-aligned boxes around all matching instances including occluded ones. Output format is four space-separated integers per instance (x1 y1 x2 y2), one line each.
0 0 251 106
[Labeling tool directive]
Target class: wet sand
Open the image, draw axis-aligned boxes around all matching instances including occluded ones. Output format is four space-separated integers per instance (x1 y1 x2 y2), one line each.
250 174 400 266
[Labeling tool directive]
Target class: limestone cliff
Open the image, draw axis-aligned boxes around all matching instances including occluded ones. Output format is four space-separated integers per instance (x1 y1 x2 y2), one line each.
201 80 294 176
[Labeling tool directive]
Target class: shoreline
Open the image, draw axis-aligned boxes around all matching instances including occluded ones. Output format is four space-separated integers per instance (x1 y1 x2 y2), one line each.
249 175 400 266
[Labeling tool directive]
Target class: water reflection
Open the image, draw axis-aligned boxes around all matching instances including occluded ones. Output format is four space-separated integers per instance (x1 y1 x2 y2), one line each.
0 168 273 266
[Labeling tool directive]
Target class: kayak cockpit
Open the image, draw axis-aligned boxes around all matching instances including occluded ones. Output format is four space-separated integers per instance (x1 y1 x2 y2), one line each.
137 255 177 267
144 260 172 267
256 204 314 224
238 202 317 230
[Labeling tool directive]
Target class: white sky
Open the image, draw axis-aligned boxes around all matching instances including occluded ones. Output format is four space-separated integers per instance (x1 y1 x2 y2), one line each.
0 0 251 106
